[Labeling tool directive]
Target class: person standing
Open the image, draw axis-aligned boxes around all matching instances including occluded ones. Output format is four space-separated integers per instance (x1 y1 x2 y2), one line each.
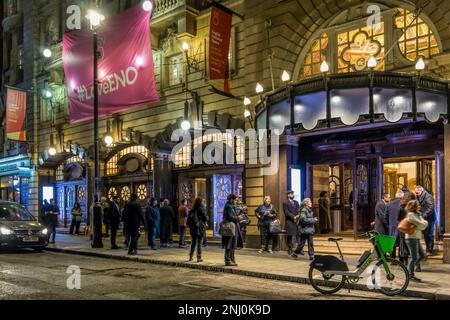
187 198 209 262
236 198 250 247
123 194 146 255
109 196 122 249
47 199 59 244
318 191 331 233
146 198 160 250
101 197 110 238
159 199 175 248
374 193 390 235
397 192 416 265
70 202 83 235
404 200 428 282
255 196 278 254
221 194 242 266
292 198 318 260
414 186 436 255
283 191 300 255
385 190 404 259
178 199 189 248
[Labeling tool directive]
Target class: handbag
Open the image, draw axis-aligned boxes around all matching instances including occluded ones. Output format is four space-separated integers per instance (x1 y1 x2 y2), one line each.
238 214 250 226
397 218 417 235
269 219 282 234
219 220 236 237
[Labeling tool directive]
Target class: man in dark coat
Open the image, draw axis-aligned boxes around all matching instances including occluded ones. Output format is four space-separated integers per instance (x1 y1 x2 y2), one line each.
109 195 122 250
47 199 60 244
283 190 300 255
415 186 436 254
159 199 175 248
221 194 243 266
374 193 390 235
123 194 146 255
385 190 404 259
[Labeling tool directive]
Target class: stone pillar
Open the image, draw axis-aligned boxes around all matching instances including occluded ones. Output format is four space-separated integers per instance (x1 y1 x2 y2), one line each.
443 124 450 263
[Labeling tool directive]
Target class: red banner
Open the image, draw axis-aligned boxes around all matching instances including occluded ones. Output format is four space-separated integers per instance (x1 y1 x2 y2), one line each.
63 5 159 123
6 87 27 141
209 3 233 93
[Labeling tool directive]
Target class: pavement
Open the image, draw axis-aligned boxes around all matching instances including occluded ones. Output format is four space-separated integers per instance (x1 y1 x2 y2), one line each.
45 233 450 300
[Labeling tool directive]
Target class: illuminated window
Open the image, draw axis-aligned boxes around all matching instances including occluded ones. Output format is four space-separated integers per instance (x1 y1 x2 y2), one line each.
121 186 131 202
106 145 152 176
56 156 83 181
167 54 184 87
78 187 86 202
302 33 329 78
137 184 148 200
395 8 440 61
107 187 118 201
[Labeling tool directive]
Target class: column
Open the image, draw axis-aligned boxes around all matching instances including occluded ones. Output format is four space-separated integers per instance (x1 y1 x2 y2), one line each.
443 124 450 263
153 154 172 201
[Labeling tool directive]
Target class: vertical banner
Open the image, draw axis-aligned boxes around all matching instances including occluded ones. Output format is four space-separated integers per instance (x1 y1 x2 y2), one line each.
209 2 233 93
63 4 159 123
6 87 27 141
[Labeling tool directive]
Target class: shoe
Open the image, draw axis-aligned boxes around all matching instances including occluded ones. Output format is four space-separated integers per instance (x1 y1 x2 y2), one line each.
189 256 194 262
410 276 422 282
415 264 422 272
152 247 158 251
268 249 273 254
258 249 264 254
179 245 186 249
288 249 293 255
128 251 137 256
291 253 298 259
225 262 238 267
197 257 203 263
309 256 314 261
111 246 120 250
124 242 129 246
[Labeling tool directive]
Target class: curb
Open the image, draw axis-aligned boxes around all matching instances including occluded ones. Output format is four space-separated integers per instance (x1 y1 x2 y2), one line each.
45 247 449 300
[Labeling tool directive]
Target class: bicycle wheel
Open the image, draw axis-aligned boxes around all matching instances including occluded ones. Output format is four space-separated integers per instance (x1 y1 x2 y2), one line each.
371 257 409 296
308 265 346 294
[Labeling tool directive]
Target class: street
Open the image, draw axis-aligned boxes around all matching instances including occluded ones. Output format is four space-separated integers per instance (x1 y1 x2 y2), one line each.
0 251 420 300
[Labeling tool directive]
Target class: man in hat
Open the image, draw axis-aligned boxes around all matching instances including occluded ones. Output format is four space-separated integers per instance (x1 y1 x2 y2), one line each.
283 190 300 255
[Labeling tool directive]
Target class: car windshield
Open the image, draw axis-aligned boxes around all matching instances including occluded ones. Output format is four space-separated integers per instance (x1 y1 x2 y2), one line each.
0 204 35 222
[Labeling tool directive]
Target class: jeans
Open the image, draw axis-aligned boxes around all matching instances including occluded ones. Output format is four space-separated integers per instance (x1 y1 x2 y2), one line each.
190 233 203 258
261 224 277 251
128 230 140 254
295 233 314 257
69 220 81 235
405 239 425 277
179 226 187 246
423 217 436 253
225 249 236 263
148 226 157 249
47 218 57 242
286 235 295 251
111 227 118 247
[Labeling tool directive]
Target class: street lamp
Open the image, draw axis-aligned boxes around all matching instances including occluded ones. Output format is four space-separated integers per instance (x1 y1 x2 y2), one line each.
43 48 52 58
87 8 104 249
320 61 329 74
367 56 377 70
415 56 425 77
281 70 290 83
48 147 57 157
142 0 153 11
243 97 251 106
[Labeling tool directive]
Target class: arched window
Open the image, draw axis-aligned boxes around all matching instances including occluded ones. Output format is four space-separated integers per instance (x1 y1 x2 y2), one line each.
106 145 153 176
302 33 329 77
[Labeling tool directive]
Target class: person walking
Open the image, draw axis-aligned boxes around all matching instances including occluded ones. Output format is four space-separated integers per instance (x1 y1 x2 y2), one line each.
236 198 250 247
414 186 436 255
146 198 160 250
159 199 175 248
178 199 189 248
255 196 278 254
283 191 300 255
222 194 242 266
404 200 428 282
292 198 318 260
397 192 416 265
385 190 404 259
201 199 209 248
123 194 146 255
47 199 59 244
109 195 122 249
374 193 390 235
187 198 209 262
318 191 332 233
69 202 83 235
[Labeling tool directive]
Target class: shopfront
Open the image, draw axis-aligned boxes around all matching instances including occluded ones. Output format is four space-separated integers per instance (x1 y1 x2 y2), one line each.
0 155 32 207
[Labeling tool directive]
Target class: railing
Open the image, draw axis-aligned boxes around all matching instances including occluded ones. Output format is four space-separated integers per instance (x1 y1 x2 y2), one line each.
153 0 186 18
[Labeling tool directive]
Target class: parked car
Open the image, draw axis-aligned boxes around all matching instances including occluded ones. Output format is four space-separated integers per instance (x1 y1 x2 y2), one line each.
0 201 48 251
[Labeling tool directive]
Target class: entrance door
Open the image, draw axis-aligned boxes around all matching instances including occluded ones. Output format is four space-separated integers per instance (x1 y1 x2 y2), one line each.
353 159 371 236
178 177 195 206
212 174 232 237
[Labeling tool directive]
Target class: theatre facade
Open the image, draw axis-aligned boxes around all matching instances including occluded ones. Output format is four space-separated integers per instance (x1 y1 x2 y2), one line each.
2 0 450 262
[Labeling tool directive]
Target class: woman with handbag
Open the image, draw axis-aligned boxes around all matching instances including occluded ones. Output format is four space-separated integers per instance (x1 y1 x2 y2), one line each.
70 202 83 235
403 200 428 282
397 192 416 265
255 196 279 254
236 198 250 247
188 198 209 262
221 194 243 266
292 198 318 260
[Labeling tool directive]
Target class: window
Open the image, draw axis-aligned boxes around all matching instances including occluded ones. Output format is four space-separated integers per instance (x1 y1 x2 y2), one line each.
137 184 148 200
107 187 118 201
395 8 440 61
106 145 152 176
166 54 184 87
302 33 329 77
121 186 131 202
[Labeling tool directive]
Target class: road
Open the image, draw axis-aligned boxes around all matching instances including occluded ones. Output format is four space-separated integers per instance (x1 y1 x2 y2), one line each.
0 250 419 300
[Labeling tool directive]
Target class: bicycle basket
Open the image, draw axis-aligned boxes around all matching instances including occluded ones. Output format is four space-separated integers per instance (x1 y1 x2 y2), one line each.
375 234 396 255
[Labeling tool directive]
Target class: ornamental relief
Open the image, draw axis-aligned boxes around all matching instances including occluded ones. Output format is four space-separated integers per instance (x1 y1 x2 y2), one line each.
341 31 381 72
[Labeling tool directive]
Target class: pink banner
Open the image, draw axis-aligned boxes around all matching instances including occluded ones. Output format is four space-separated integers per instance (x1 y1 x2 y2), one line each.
63 5 159 123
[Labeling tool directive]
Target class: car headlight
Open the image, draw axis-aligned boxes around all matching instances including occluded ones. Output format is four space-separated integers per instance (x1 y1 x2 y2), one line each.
41 228 48 235
0 227 14 235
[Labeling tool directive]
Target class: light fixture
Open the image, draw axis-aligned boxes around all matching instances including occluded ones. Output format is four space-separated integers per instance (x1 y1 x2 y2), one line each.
43 48 52 58
48 147 57 157
142 0 153 12
367 56 377 69
256 83 264 94
104 135 114 146
182 42 189 51
243 97 251 106
181 120 191 131
244 110 251 118
320 61 329 73
281 70 291 82
415 57 425 71
86 9 105 28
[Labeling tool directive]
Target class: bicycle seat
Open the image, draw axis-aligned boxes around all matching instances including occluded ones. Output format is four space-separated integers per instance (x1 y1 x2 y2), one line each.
328 237 343 242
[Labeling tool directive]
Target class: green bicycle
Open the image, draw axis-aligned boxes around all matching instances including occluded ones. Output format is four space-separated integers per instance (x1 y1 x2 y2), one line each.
308 231 409 296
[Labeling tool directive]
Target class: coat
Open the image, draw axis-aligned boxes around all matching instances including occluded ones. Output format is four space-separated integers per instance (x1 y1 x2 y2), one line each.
178 205 189 227
255 205 278 226
417 190 435 221
385 198 401 237
123 200 145 232
146 206 161 235
159 206 175 239
318 197 331 231
188 206 209 237
298 207 315 235
221 201 243 250
405 211 428 240
109 202 122 229
283 200 300 236
374 200 388 235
